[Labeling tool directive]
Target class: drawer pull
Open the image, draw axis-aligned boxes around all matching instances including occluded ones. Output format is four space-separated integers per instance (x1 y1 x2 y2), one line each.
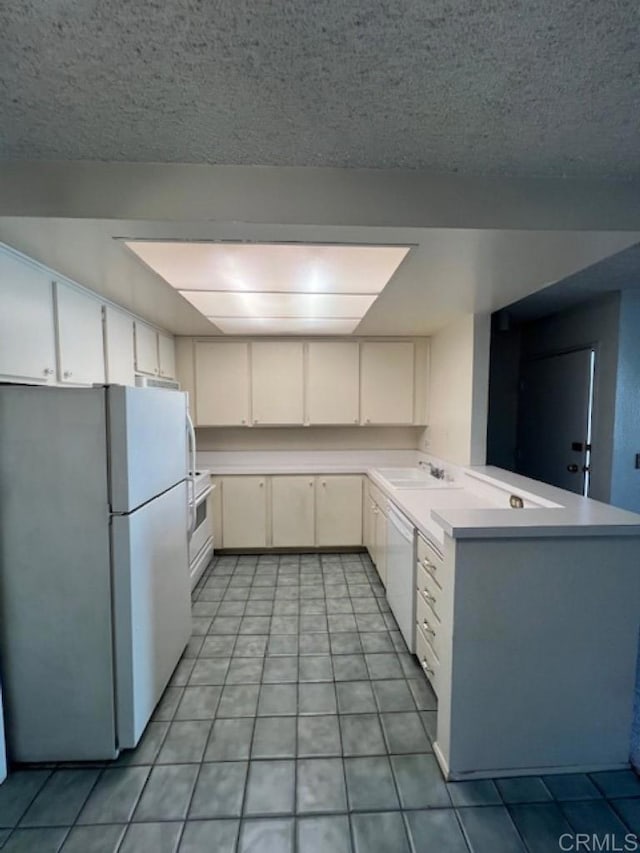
421 658 434 676
422 589 436 604
421 558 436 573
422 619 435 636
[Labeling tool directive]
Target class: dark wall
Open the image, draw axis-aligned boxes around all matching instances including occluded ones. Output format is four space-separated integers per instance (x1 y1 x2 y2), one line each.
487 292 621 503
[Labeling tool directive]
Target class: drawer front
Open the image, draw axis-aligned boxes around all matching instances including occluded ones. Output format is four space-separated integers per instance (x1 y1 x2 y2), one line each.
417 534 444 588
415 622 440 696
416 592 443 660
416 561 441 621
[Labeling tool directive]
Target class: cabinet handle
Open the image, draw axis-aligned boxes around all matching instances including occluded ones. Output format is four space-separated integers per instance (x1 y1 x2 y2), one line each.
322 481 326 487
44 368 54 376
241 419 246 425
421 658 434 676
365 418 371 424
154 368 159 374
309 481 313 486
422 589 436 604
353 418 358 424
259 482 264 488
254 419 259 424
421 558 437 574
422 619 435 636
63 370 72 378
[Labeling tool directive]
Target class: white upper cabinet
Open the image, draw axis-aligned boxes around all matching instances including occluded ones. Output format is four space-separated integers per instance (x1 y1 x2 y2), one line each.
54 281 105 386
0 250 56 383
158 333 176 379
306 341 360 425
104 306 135 386
195 341 250 426
251 341 304 425
360 341 415 425
134 321 160 376
271 476 315 547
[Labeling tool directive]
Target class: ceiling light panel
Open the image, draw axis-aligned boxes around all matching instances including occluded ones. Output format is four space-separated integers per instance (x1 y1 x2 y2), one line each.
211 318 361 335
180 291 376 319
125 242 410 294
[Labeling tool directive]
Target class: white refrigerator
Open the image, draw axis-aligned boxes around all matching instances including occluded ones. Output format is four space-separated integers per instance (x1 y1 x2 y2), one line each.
0 384 192 762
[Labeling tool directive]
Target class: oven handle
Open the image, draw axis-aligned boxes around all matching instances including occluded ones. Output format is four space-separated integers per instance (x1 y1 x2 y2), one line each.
186 411 197 535
194 485 214 507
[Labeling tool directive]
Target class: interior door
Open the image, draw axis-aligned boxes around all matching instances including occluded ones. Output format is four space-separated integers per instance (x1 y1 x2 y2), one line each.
516 348 595 494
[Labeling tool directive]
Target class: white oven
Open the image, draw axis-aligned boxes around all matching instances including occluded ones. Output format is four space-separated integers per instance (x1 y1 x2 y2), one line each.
188 469 214 588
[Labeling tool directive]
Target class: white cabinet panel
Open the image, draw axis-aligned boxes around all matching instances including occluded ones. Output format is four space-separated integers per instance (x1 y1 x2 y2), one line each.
272 476 315 547
360 341 415 425
104 306 135 386
195 342 250 426
374 504 388 586
251 341 304 425
221 477 267 548
0 251 56 383
307 341 359 425
55 281 105 385
134 321 159 376
316 475 363 547
158 333 176 379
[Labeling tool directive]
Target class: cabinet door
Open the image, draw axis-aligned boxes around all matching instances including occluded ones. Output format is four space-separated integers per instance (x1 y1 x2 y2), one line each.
0 251 56 383
195 342 250 426
55 281 105 385
360 341 415 425
251 341 304 425
134 321 159 376
375 505 388 586
221 477 267 548
307 341 360 425
316 475 363 547
210 477 223 549
104 306 135 386
272 476 315 547
158 333 176 379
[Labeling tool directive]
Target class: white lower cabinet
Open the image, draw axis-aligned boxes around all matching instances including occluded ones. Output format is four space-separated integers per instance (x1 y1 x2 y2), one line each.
221 477 267 549
272 476 315 547
364 479 388 585
218 474 363 549
316 476 363 547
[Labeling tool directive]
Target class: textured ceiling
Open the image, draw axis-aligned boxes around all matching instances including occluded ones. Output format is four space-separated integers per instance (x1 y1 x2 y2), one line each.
1 0 639 176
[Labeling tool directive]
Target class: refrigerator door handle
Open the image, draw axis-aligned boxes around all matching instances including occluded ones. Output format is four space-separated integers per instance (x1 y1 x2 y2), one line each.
186 411 197 536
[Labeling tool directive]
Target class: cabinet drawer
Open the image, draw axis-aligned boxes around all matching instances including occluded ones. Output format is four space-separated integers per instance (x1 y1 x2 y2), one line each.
416 623 440 697
417 534 444 588
416 592 443 660
416 561 441 621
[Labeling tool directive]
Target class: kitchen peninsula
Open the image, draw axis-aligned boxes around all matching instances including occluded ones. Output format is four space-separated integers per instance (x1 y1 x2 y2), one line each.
201 451 640 781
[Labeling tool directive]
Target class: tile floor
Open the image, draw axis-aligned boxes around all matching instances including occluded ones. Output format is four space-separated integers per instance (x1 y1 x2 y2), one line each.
1 551 640 852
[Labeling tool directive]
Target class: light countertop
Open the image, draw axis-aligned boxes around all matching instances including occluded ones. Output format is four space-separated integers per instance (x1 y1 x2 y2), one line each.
369 465 640 542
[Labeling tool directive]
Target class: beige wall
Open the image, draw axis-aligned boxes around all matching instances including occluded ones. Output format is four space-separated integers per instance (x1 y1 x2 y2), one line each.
427 313 490 465
196 426 422 452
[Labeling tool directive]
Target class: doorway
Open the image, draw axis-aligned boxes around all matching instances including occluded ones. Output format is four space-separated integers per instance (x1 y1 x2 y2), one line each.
515 347 596 496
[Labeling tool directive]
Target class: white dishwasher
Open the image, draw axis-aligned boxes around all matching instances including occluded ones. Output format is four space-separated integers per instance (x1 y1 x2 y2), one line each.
386 505 416 653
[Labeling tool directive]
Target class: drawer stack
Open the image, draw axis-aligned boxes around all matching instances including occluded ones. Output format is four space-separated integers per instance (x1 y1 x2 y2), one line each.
415 533 444 696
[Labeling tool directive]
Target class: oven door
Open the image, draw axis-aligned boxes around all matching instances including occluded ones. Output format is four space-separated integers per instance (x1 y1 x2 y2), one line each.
188 485 214 586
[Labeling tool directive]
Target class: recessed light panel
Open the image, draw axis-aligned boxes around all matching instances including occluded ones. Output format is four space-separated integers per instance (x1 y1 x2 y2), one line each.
124 241 410 334
211 318 361 335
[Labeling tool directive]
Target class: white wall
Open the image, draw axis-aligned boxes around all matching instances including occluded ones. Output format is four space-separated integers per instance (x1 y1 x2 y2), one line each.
427 313 490 466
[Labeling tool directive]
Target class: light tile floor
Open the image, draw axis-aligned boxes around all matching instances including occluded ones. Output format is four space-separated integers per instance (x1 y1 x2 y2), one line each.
1 551 640 852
